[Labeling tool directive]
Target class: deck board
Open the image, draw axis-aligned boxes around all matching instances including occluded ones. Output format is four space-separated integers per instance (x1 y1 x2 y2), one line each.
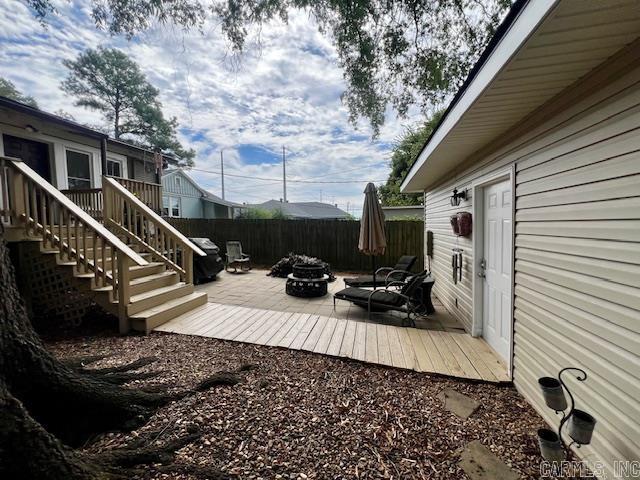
365 323 379 364
302 316 327 351
386 326 407 369
339 320 357 358
155 302 508 383
326 319 347 356
313 317 338 354
376 324 392 366
278 314 310 348
407 328 434 372
352 322 367 361
266 313 300 346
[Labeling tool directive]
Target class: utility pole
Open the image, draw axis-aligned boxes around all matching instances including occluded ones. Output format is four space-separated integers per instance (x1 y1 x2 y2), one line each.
282 145 287 202
220 150 225 200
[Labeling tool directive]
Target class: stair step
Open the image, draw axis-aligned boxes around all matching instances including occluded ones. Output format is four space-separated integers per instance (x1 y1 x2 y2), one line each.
127 282 194 315
129 262 165 279
130 292 208 333
129 271 179 295
73 262 166 281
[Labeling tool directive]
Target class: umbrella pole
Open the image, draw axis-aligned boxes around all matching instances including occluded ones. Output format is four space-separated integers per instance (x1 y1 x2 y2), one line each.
372 256 376 290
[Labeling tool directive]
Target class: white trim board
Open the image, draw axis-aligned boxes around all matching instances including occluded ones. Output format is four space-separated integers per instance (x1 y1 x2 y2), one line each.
471 165 515 378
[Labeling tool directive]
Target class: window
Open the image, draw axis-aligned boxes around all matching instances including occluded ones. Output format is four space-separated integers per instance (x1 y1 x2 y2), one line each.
106 158 122 177
162 196 181 217
171 197 180 217
175 176 181 188
66 150 91 189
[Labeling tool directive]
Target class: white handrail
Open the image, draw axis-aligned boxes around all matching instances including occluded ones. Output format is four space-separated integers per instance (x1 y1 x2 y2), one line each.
9 159 147 266
103 176 206 257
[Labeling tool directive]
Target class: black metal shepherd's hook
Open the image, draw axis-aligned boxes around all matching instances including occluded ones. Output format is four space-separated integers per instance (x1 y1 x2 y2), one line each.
556 367 587 447
537 367 596 463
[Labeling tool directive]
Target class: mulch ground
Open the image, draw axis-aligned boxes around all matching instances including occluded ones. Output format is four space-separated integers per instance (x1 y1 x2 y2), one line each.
46 332 549 479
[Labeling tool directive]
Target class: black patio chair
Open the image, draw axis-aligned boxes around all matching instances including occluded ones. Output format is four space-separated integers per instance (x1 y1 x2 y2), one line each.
334 270 429 326
343 255 417 288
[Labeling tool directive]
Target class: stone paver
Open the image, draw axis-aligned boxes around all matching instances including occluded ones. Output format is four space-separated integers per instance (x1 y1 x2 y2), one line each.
439 388 480 420
459 441 520 480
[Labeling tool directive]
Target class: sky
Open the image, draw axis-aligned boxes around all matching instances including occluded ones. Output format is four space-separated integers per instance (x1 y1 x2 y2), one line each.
0 0 425 215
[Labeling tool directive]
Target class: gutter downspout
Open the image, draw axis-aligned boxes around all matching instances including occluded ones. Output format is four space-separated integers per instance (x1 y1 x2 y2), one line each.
100 138 108 178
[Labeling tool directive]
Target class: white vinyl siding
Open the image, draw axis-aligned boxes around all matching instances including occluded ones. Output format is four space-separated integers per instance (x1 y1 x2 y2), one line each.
424 62 640 477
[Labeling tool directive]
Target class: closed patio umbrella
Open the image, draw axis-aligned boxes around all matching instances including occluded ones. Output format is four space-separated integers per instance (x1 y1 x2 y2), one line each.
359 182 387 288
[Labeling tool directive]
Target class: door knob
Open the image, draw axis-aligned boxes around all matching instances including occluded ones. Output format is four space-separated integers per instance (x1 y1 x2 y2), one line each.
478 259 486 278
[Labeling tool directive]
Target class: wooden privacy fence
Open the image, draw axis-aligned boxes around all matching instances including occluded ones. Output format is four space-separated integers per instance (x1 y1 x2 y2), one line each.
168 218 424 273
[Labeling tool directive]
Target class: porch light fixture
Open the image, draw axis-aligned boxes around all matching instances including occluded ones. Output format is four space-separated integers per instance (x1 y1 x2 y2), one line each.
24 124 38 133
536 368 596 465
450 188 467 206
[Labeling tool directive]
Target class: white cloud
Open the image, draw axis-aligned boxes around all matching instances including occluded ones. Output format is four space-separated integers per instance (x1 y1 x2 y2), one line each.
0 0 425 215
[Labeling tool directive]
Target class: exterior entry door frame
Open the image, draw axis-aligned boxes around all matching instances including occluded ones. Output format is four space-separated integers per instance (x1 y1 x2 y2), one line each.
471 165 516 377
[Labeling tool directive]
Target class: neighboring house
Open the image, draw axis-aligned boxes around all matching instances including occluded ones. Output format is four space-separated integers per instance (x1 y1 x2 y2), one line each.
161 169 238 219
381 205 423 220
401 0 640 476
1 97 207 334
242 199 350 219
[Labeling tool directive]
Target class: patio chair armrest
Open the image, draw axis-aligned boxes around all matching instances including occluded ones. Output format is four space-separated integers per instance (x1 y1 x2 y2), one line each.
384 269 412 284
374 267 394 275
241 253 250 258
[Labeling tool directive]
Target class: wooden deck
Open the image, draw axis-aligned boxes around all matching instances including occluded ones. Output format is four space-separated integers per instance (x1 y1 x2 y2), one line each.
155 302 510 383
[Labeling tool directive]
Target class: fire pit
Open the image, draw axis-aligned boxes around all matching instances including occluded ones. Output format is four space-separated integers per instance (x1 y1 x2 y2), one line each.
286 263 329 297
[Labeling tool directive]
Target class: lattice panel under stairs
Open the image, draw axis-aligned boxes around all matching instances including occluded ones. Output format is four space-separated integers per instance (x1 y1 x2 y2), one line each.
12 242 93 327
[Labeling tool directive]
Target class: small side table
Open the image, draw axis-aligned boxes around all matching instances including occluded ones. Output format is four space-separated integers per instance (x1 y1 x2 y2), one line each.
420 276 436 314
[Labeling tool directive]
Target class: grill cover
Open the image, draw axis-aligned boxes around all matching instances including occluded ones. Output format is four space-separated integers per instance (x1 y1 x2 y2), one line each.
188 237 223 284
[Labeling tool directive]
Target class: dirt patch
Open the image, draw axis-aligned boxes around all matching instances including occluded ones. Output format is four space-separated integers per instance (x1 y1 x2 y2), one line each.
47 332 549 479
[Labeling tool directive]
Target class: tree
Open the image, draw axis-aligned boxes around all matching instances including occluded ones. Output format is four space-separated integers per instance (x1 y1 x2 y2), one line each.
0 226 238 479
378 110 443 206
62 47 195 166
27 0 512 135
236 207 286 219
0 77 39 107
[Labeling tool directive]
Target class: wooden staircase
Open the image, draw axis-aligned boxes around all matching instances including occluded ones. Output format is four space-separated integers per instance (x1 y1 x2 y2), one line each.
1 157 207 333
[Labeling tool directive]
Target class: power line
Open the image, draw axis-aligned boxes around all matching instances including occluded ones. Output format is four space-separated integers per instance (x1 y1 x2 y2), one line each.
190 167 386 184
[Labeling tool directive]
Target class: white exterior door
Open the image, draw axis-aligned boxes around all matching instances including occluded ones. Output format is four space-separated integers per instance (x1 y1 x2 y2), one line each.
482 179 512 361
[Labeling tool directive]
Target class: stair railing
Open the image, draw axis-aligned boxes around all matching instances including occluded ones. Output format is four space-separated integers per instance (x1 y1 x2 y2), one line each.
110 177 162 213
0 157 147 333
102 176 205 284
60 187 103 221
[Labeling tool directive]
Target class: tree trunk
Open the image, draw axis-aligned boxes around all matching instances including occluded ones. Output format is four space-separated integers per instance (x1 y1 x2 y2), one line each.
114 92 120 139
0 225 227 478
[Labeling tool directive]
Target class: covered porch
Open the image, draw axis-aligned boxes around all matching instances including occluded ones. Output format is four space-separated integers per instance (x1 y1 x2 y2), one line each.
156 269 510 382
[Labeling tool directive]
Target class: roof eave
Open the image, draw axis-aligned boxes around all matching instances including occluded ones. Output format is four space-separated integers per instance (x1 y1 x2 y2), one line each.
0 96 108 140
400 0 557 193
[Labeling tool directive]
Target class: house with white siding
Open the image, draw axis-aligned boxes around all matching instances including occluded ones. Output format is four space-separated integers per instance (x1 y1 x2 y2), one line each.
401 0 640 476
161 169 238 219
